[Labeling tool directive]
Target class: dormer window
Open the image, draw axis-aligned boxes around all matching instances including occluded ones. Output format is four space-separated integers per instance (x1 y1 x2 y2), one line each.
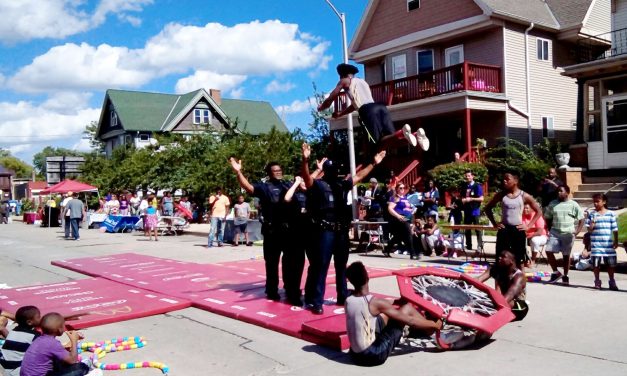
111 111 118 126
193 109 211 124
407 0 420 11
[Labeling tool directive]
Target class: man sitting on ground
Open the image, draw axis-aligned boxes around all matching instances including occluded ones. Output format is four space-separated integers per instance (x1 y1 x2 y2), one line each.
477 250 528 321
345 261 442 366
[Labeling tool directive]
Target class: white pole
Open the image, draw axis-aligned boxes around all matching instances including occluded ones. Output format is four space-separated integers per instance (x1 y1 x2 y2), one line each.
324 1 358 223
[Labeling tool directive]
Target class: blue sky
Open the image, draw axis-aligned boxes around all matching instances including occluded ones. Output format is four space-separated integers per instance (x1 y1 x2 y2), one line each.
0 0 368 164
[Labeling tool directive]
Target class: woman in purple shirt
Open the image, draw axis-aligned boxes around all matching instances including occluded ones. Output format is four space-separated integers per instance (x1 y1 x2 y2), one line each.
385 183 416 258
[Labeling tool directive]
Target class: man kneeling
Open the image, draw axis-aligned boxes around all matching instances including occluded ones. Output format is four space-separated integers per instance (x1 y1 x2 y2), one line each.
345 262 442 366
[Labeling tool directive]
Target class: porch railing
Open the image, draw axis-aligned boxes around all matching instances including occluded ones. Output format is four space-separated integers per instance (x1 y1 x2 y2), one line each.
397 159 421 187
577 27 627 63
333 61 501 112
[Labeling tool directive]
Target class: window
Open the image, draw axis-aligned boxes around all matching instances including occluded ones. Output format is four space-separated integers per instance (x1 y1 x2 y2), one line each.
193 109 211 124
391 54 407 80
416 49 434 74
407 0 420 11
139 134 150 142
537 38 550 61
111 111 118 126
542 116 554 138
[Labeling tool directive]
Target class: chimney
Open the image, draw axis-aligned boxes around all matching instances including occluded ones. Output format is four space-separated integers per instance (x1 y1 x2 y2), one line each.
209 89 222 105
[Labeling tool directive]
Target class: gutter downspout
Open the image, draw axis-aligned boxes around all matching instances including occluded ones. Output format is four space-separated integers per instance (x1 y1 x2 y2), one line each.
524 22 534 147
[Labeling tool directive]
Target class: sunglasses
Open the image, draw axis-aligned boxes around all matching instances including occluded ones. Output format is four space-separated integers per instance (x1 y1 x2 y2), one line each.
398 186 406 190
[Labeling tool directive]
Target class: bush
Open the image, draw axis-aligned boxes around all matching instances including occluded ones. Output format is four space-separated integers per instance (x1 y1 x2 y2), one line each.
533 138 568 166
20 198 35 213
429 162 488 192
484 138 550 192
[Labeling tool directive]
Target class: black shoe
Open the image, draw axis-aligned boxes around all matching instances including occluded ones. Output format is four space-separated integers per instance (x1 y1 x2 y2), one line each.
266 292 281 301
311 305 324 315
246 242 253 246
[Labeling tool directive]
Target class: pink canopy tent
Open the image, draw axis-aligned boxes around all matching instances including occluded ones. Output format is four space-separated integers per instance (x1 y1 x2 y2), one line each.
40 180 98 195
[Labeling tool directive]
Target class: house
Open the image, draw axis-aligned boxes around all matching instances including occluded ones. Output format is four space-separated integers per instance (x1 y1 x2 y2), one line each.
96 88 288 157
0 165 15 200
331 0 610 180
563 0 627 170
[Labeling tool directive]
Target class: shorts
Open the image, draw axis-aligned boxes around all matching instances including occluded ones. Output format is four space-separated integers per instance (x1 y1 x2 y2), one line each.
495 225 527 264
163 208 173 216
590 255 617 267
511 299 528 322
357 103 395 144
234 222 248 233
545 231 575 256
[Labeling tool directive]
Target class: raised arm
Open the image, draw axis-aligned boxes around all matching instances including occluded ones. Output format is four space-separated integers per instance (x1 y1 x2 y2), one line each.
229 157 255 194
318 78 350 112
311 157 327 180
301 143 314 188
284 177 303 203
353 151 386 185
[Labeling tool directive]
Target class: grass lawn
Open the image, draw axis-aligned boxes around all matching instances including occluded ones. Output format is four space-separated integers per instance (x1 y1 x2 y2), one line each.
618 212 627 243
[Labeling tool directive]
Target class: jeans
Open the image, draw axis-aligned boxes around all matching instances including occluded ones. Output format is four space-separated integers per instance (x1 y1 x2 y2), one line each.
64 216 71 238
70 218 81 240
349 320 403 366
48 362 89 376
463 213 483 250
304 228 349 308
208 217 225 245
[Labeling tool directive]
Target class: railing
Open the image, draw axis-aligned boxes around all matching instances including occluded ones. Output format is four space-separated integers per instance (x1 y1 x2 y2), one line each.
577 27 627 63
460 147 486 163
333 61 502 112
397 159 421 187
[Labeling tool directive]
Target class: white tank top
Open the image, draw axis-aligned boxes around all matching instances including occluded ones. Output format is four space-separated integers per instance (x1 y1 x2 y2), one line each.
347 77 374 110
345 294 377 353
502 190 524 226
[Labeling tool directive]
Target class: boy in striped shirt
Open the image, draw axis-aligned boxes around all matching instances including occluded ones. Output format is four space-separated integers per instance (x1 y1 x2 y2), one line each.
584 193 619 290
0 306 41 376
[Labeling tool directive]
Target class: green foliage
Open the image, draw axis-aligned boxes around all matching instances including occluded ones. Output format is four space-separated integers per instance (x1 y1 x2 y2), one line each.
0 154 33 179
428 162 488 192
80 129 306 206
32 146 85 175
484 138 550 192
532 138 568 166
83 121 105 153
20 198 35 213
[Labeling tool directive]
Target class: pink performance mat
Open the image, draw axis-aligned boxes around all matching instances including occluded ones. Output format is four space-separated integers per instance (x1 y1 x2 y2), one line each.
52 254 266 298
0 278 190 329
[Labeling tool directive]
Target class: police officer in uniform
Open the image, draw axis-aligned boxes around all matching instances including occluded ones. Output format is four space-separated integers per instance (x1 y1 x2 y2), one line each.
230 158 293 301
301 143 386 314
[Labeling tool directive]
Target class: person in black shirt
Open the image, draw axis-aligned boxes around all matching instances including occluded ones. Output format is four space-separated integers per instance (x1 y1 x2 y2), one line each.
230 158 292 302
301 142 386 314
538 167 563 208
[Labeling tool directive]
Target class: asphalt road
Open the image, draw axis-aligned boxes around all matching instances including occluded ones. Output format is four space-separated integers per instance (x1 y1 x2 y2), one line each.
1 221 626 376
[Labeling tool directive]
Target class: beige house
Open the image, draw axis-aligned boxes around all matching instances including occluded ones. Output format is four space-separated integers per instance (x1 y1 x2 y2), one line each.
331 0 610 174
563 0 627 170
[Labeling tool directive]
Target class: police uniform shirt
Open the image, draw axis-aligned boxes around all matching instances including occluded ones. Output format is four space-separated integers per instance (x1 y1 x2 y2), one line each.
253 180 290 225
309 178 353 224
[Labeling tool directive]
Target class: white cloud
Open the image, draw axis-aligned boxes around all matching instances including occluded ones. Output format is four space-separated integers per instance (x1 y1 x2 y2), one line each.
0 100 100 144
71 138 93 152
275 98 316 115
7 144 33 155
9 43 153 93
0 0 152 43
42 92 93 114
174 70 247 94
228 87 245 99
8 20 331 93
265 80 295 94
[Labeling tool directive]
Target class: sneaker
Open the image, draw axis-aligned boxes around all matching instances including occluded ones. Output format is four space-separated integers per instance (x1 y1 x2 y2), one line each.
609 279 619 291
395 250 402 255
402 124 417 147
548 271 563 283
594 279 602 290
435 329 465 349
416 127 430 151
561 275 569 286
402 251 409 256
451 252 458 259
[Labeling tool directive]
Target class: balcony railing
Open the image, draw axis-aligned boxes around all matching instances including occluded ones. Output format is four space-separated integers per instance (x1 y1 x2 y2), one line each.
577 27 627 63
333 61 501 112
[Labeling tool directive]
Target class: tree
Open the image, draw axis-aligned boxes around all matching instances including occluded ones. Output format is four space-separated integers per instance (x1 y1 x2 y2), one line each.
32 146 84 177
0 155 33 179
83 121 105 153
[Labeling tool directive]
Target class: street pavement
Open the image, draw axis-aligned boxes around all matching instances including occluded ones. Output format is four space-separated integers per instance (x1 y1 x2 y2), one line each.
1 220 627 376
